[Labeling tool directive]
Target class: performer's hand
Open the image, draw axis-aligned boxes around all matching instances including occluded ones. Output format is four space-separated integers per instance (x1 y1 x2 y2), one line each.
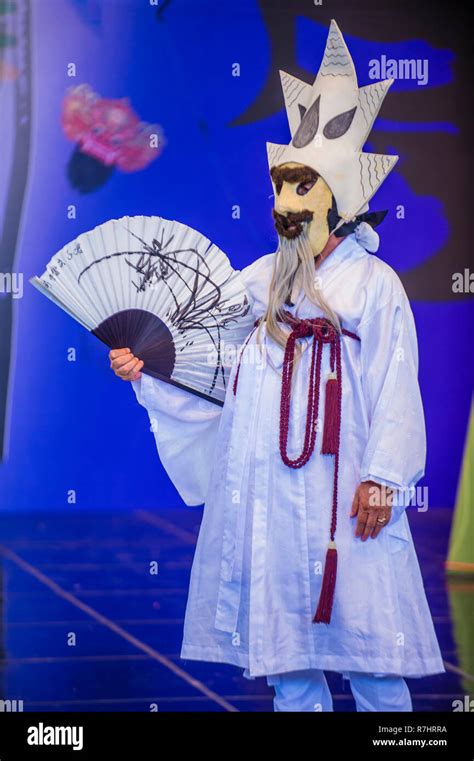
109 348 144 381
351 480 393 541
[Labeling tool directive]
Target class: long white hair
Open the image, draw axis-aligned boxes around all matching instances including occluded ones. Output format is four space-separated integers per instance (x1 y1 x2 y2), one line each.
255 225 341 374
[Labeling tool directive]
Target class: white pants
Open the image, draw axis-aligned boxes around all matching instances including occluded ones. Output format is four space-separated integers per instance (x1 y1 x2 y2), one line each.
266 669 412 712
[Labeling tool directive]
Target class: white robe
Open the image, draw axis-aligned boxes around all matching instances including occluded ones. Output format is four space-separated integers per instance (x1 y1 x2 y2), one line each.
131 233 445 679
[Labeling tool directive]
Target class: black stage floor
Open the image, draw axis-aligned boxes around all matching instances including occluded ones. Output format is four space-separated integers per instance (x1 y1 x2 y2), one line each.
0 507 471 712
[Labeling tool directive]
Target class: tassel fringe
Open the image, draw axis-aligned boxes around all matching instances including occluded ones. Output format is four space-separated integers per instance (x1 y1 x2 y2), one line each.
313 542 338 624
321 373 340 455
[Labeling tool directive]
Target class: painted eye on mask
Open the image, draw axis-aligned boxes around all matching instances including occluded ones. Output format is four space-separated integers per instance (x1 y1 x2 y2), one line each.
323 106 357 139
296 181 316 196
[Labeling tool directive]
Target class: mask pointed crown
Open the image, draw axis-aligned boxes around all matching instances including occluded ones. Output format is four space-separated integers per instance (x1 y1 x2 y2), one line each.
267 19 398 224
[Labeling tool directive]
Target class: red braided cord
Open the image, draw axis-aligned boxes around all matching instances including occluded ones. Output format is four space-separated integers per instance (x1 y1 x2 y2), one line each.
279 330 323 468
279 316 336 469
278 317 343 560
329 335 343 541
231 309 360 623
232 313 359 399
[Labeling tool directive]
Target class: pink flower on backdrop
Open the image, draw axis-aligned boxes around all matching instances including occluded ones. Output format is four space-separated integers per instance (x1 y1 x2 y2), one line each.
61 84 165 190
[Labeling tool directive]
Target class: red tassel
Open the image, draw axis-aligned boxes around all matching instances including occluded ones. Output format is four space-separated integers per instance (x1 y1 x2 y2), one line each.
313 542 338 624
321 372 340 454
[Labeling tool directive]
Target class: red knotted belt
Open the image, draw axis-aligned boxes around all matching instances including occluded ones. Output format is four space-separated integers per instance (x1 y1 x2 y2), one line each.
233 310 360 624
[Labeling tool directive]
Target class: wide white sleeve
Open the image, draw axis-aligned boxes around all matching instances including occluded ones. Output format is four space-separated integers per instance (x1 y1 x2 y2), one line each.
131 373 223 507
129 261 258 507
358 285 426 519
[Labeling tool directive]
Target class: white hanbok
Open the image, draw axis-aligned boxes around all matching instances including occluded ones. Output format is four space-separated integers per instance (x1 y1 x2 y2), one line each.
131 232 445 679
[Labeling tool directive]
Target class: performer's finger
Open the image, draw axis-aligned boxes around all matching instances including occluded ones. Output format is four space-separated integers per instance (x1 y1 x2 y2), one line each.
129 361 144 381
371 509 391 539
126 359 144 380
350 489 359 517
111 354 134 372
118 357 141 377
355 509 368 537
362 512 377 541
371 521 384 539
109 348 131 361
112 352 135 370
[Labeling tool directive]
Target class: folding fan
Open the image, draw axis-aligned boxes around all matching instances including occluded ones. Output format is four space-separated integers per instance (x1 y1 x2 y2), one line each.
30 215 255 405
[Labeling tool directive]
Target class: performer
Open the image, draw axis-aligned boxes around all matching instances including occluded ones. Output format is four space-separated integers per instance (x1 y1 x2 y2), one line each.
109 20 444 711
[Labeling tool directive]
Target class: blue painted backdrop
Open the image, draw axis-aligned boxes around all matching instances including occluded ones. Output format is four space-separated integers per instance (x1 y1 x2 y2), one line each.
0 0 472 511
